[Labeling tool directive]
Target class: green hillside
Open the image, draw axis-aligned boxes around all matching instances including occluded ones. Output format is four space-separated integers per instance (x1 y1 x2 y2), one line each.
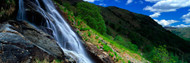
1 0 190 63
53 0 190 63
166 27 190 41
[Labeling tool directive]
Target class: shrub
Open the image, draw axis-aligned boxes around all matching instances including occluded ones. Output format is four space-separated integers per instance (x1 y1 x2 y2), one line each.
98 40 101 43
76 30 79 33
97 45 100 49
76 2 106 34
85 38 88 41
128 60 131 63
109 53 114 57
95 36 99 39
103 44 113 52
88 31 91 36
80 27 89 31
145 45 182 63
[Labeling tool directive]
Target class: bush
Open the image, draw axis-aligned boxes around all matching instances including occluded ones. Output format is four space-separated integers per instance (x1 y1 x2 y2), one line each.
80 27 89 31
109 53 114 57
95 36 99 39
128 60 131 63
103 44 113 52
145 45 182 63
76 2 106 34
88 31 91 36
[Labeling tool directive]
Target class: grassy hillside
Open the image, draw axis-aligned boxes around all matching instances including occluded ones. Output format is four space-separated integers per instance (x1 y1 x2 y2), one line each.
100 6 190 63
166 27 190 41
53 0 190 63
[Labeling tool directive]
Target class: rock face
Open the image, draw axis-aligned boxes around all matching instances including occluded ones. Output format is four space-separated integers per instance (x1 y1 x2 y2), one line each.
86 42 114 63
0 20 64 63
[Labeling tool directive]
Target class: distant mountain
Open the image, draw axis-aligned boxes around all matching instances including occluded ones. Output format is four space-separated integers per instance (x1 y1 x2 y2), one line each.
165 27 190 41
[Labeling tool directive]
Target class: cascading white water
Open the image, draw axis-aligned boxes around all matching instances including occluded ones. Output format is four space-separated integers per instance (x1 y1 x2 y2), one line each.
17 0 25 20
17 0 92 63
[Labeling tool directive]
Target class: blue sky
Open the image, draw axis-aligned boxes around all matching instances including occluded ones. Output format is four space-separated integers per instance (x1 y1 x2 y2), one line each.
83 0 190 27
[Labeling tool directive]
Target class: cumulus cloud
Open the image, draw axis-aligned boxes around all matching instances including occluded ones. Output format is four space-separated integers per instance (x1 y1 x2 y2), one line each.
154 19 178 26
150 12 160 18
144 0 190 18
144 0 190 13
83 0 95 2
188 9 190 11
126 0 133 5
99 3 107 6
172 24 190 27
182 12 190 24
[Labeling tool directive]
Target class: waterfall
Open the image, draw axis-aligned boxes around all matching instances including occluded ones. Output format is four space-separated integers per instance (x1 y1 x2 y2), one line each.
17 0 25 20
17 0 93 63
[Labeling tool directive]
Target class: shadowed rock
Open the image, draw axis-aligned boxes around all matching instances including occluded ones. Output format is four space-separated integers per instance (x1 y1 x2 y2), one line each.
0 20 64 63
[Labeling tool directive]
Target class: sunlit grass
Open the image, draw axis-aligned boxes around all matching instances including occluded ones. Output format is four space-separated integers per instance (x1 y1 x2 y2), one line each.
54 1 149 63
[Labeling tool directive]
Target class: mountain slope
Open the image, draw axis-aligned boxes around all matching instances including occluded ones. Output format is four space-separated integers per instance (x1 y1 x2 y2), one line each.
1 0 190 63
100 6 190 62
166 27 190 41
101 6 190 52
56 0 190 62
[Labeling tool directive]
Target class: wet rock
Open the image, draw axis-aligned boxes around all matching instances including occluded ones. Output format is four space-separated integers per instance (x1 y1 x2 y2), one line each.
0 20 64 63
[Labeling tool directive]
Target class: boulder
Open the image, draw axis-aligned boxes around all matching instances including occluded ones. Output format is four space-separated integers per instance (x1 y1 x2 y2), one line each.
0 20 64 63
86 42 114 63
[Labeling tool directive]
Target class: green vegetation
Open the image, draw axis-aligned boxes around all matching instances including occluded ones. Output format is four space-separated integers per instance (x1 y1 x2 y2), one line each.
144 45 185 63
102 43 113 52
76 2 107 34
166 27 190 41
96 45 100 49
88 31 91 36
128 60 131 63
53 1 187 63
109 52 114 57
114 35 138 52
95 36 99 39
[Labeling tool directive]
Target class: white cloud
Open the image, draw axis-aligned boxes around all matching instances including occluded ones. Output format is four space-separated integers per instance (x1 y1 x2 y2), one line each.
99 3 107 6
172 24 190 27
182 12 190 24
144 0 190 13
83 0 95 2
182 12 190 19
145 0 160 2
150 12 160 18
126 0 133 5
183 18 190 24
144 0 190 18
154 19 178 26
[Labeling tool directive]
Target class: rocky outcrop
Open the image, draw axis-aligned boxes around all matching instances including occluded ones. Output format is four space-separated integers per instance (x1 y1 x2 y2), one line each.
0 20 64 63
86 42 114 63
